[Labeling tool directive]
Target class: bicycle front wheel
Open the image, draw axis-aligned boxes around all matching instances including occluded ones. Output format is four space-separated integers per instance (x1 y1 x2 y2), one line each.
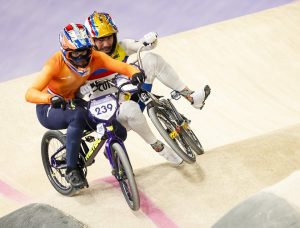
111 143 140 211
148 106 196 163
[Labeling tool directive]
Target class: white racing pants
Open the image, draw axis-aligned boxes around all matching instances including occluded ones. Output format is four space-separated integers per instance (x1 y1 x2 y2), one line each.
116 100 157 144
116 53 187 144
141 52 186 91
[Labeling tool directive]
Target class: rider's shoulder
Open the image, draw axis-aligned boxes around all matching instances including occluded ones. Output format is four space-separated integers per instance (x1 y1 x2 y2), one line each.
47 51 62 61
45 51 63 68
92 50 109 59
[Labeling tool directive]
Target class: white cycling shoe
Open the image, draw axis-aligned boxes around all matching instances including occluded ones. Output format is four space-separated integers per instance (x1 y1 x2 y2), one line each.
190 85 211 109
158 146 183 166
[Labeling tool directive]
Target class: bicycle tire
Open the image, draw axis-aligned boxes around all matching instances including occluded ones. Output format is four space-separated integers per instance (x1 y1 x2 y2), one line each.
111 143 140 210
148 106 196 163
41 130 76 196
182 127 204 155
166 101 204 155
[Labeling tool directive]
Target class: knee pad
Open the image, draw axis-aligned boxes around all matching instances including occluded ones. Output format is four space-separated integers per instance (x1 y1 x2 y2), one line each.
118 100 143 120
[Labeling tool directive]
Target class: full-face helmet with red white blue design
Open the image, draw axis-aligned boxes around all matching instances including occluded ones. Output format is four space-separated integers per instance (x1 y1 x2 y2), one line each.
59 23 94 76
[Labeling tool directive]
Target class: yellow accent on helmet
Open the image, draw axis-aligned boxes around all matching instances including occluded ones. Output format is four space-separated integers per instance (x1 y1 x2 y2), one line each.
85 11 118 38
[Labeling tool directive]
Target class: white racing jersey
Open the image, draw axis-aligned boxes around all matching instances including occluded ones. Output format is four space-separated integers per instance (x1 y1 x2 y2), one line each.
89 74 118 98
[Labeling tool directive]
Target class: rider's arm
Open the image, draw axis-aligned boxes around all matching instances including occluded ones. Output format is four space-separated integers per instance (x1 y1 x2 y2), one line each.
25 59 57 104
99 52 140 77
120 32 158 55
119 39 144 56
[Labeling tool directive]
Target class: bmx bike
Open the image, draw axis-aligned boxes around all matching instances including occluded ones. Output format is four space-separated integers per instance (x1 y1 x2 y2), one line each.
41 79 140 210
132 46 205 164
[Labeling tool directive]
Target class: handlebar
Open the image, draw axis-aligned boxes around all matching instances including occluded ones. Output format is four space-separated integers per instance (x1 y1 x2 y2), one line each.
65 76 134 110
136 45 145 70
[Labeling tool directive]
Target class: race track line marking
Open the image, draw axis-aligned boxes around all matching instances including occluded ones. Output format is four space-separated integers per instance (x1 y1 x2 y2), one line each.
92 176 178 228
0 179 31 203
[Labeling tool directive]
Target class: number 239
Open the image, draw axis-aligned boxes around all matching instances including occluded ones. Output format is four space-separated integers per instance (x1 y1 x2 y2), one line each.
95 104 113 114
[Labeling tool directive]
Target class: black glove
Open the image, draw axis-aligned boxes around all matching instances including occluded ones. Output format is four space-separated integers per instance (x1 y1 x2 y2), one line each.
50 95 66 109
131 72 145 85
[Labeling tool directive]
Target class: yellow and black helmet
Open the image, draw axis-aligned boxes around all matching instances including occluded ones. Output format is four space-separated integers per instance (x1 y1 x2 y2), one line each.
85 11 118 38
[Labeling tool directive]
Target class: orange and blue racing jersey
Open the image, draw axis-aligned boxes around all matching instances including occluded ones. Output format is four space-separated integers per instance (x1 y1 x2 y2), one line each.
25 49 139 104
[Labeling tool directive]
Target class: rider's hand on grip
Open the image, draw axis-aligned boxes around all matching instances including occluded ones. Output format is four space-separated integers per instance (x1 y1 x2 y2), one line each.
142 32 158 46
78 83 93 97
50 95 66 110
131 72 145 85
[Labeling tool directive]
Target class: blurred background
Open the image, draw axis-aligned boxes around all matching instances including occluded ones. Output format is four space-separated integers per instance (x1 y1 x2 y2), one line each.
0 0 294 82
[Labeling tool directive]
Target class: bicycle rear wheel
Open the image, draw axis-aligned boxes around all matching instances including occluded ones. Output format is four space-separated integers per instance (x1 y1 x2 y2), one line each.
148 106 196 163
111 143 140 210
41 130 76 196
182 127 204 155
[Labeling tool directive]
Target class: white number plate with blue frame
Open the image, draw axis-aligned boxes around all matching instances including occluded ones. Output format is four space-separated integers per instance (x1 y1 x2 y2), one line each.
89 95 117 121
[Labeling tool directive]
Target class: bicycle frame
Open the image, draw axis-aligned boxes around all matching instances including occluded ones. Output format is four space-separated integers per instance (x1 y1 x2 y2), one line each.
80 121 128 168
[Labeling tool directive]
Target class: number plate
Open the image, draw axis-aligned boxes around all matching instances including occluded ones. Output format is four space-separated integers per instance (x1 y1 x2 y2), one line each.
89 95 117 121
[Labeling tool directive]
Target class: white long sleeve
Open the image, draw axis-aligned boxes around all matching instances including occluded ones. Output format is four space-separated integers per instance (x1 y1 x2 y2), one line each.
119 38 157 56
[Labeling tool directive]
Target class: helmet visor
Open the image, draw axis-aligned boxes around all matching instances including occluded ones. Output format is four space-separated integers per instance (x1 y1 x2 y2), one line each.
66 48 92 68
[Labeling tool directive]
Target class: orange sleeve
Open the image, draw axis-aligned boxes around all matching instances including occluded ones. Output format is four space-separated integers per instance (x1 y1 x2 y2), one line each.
25 55 59 104
99 52 140 77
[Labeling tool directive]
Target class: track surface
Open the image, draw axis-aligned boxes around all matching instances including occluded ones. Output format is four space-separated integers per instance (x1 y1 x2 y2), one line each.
1 2 300 227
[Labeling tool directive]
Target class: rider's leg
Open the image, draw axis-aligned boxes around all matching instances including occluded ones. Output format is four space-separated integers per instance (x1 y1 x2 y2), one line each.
36 104 87 187
142 52 210 109
116 100 182 165
117 101 156 144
